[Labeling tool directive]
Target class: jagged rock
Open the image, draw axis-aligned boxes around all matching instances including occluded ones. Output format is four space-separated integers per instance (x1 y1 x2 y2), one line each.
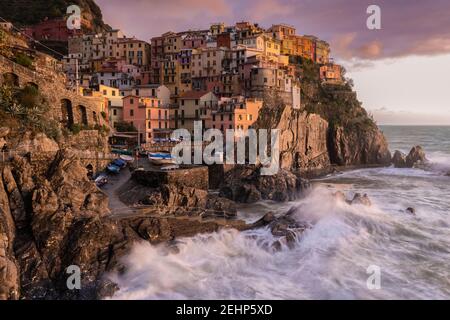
15 132 59 154
247 211 311 250
2 166 28 229
392 150 407 168
406 146 426 168
220 166 309 203
349 193 372 207
257 107 331 170
329 125 392 166
0 138 5 150
46 150 110 216
406 207 416 215
0 171 19 300
0 127 10 138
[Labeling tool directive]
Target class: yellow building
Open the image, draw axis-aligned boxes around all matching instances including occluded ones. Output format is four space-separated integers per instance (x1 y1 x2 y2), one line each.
242 34 281 62
115 37 150 66
210 23 225 36
178 91 218 134
315 40 330 64
267 24 296 41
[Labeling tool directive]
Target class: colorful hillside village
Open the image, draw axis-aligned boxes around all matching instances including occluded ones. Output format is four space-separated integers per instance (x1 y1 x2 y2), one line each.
6 19 344 145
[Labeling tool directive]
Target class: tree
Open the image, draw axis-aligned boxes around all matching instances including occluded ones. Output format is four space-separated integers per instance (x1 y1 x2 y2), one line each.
115 121 137 133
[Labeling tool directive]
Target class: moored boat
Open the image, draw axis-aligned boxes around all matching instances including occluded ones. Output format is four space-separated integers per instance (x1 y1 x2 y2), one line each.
148 152 175 165
107 164 121 174
120 155 134 162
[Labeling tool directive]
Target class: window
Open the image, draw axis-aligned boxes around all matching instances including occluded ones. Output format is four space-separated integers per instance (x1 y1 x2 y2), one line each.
130 98 134 104
130 109 134 116
113 109 117 116
148 121 151 129
195 99 199 106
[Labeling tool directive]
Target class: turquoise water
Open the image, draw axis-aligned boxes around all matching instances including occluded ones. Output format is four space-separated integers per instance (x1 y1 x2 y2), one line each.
109 126 450 300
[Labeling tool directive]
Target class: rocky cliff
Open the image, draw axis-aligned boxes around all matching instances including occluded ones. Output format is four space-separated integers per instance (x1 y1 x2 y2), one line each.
256 61 391 172
0 145 250 299
1 0 106 32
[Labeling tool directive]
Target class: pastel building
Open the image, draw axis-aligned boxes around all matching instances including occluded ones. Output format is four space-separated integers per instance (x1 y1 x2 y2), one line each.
203 97 263 135
320 63 343 83
178 91 218 133
122 95 174 142
97 85 123 128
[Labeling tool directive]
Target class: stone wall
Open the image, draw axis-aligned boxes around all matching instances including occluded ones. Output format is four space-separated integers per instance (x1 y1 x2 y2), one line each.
0 55 106 128
133 166 209 190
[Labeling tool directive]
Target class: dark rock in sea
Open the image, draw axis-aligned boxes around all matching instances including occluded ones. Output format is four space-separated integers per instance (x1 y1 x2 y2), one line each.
349 193 372 207
406 207 416 215
247 211 311 250
219 165 309 203
392 150 408 168
406 146 427 168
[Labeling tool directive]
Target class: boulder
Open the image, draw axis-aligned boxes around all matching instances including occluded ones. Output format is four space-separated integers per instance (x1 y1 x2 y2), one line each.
349 193 372 207
406 207 416 215
247 211 311 250
15 132 59 154
220 165 309 203
406 146 426 168
0 127 10 138
392 150 407 168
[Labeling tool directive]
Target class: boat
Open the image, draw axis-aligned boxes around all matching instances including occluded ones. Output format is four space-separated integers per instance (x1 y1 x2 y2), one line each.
120 155 134 162
148 152 175 165
107 164 121 174
160 164 180 171
113 158 127 168
94 174 108 187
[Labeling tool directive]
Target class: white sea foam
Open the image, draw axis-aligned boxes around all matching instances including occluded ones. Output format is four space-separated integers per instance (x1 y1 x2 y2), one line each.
108 183 450 300
109 127 450 300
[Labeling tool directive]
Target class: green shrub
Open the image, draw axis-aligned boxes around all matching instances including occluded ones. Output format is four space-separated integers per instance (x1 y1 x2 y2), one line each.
14 53 33 68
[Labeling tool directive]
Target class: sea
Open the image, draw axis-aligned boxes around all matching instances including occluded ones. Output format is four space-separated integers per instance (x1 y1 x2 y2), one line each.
108 126 450 300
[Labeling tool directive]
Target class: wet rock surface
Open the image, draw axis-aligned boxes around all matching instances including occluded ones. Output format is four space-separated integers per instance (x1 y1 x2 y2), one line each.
392 146 427 168
246 209 312 250
219 165 310 203
0 150 249 299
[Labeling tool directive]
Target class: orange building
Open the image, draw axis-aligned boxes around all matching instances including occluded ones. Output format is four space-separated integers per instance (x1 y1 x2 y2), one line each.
203 97 263 135
320 63 343 83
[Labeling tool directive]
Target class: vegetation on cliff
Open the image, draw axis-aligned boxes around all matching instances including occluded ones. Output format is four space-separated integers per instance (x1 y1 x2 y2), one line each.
0 0 105 32
300 59 376 132
256 59 391 169
0 84 61 140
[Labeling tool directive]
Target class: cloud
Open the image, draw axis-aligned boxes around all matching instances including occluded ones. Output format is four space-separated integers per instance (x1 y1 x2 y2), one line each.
95 0 450 61
370 108 450 126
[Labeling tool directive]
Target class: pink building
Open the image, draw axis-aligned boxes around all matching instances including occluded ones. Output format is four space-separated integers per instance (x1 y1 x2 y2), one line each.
122 95 173 142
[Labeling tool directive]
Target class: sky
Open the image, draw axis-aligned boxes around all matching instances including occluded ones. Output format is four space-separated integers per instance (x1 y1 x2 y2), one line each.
95 0 450 125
